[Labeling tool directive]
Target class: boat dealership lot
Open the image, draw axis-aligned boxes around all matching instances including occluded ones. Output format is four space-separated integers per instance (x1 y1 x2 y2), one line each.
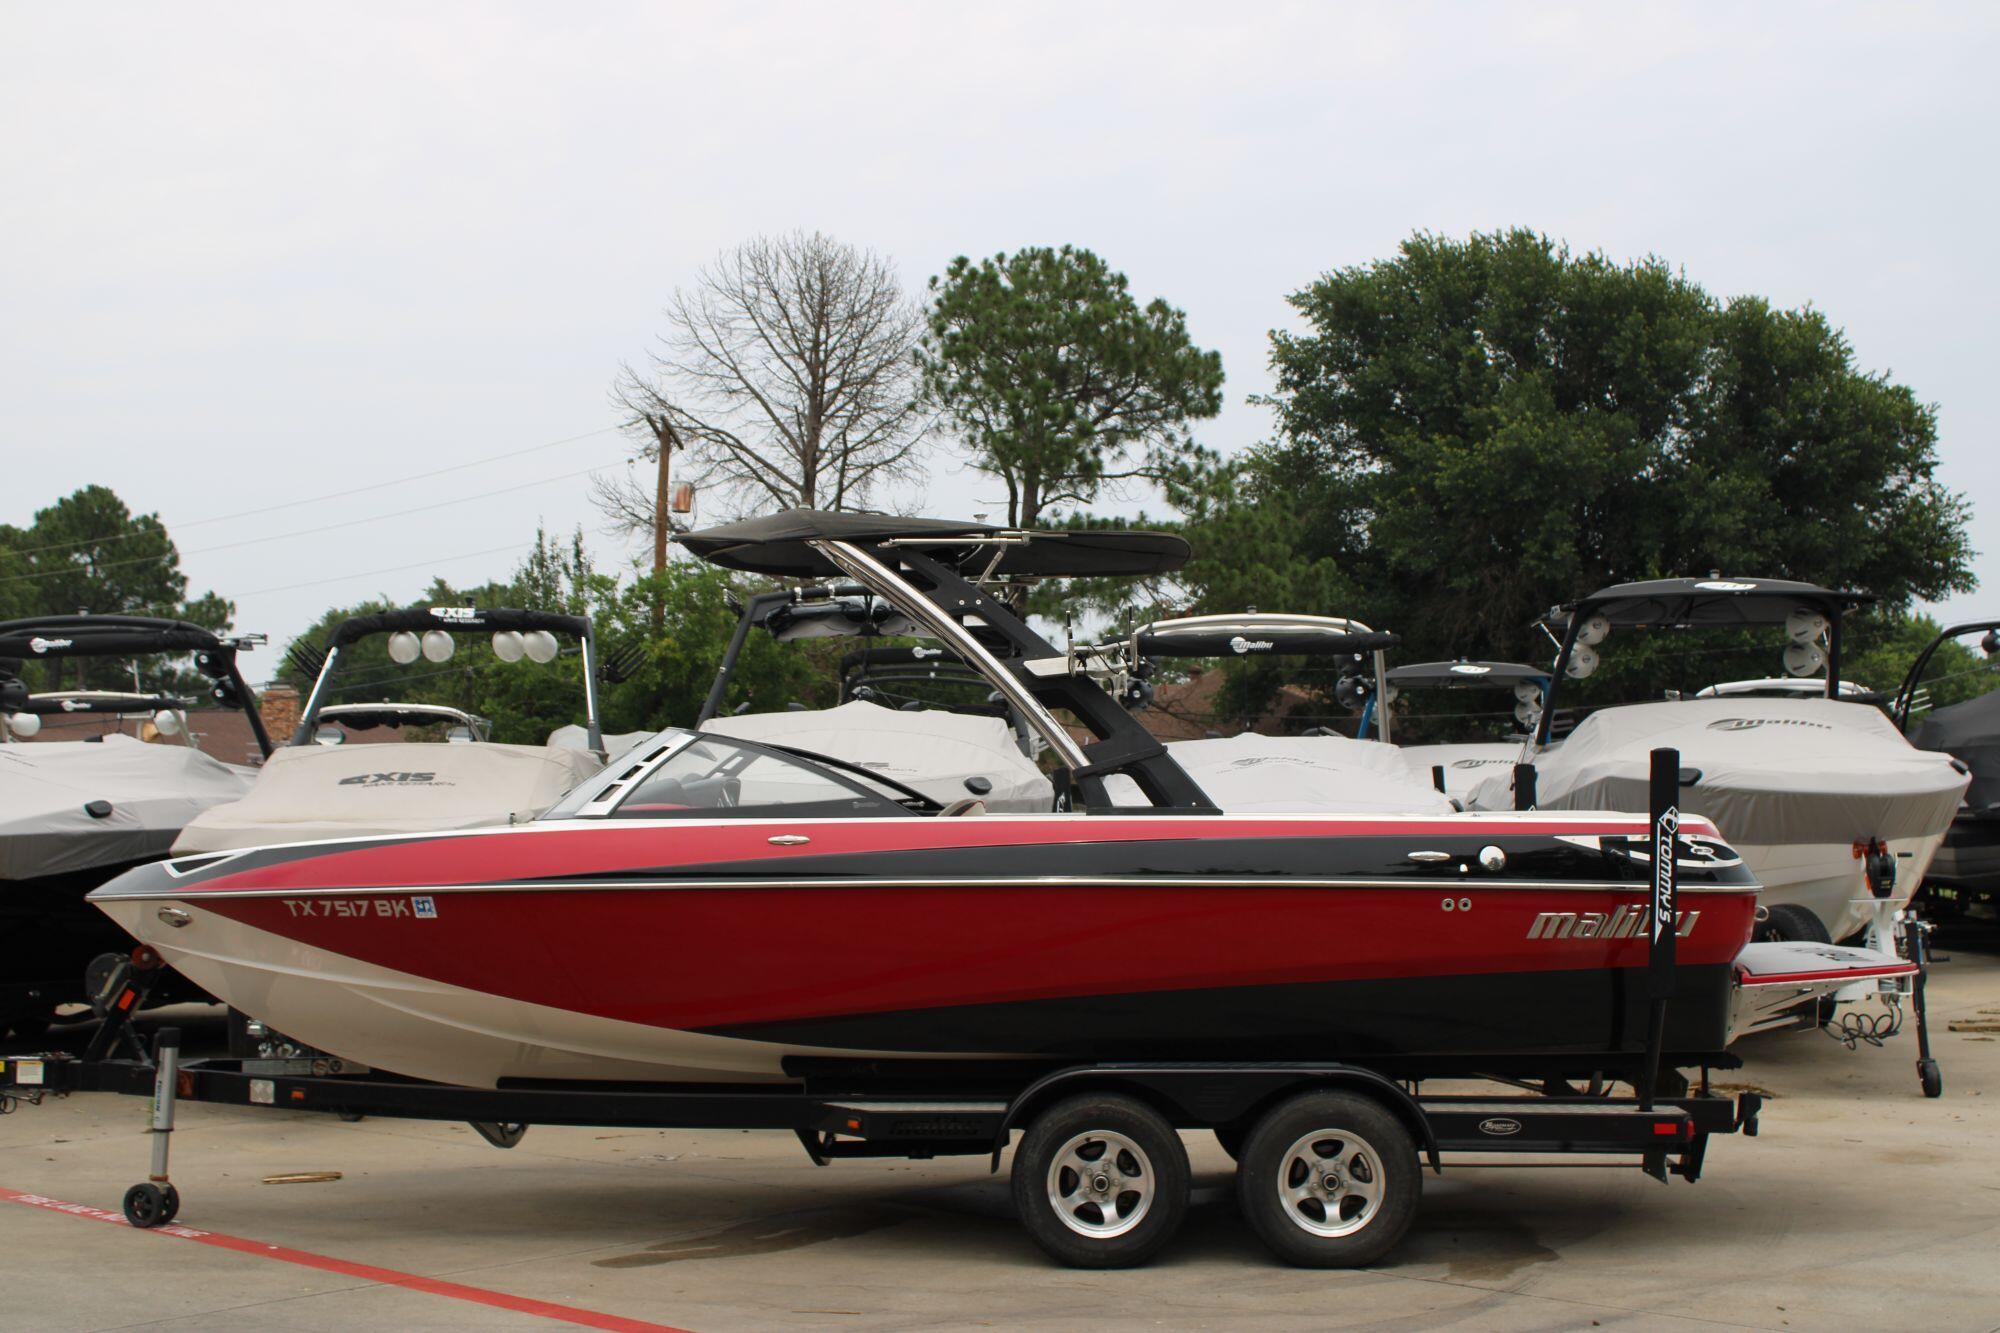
2 950 1997 1332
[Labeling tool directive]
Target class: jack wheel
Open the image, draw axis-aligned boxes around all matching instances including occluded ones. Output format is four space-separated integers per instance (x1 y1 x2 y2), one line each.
1919 1059 1943 1099
122 1182 180 1229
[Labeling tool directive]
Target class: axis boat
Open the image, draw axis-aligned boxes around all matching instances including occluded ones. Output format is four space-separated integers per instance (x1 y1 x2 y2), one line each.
1383 659 1551 803
1896 619 2000 913
0 616 271 1032
1469 578 1969 945
172 607 610 854
91 514 1906 1090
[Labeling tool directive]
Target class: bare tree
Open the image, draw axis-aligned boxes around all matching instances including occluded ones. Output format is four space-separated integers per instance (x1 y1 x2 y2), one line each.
598 231 929 542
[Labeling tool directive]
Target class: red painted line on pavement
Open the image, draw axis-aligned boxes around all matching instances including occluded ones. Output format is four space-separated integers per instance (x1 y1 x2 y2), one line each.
0 1186 690 1332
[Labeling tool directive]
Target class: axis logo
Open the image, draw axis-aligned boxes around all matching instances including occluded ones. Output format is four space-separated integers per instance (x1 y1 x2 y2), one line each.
338 772 449 787
428 607 485 625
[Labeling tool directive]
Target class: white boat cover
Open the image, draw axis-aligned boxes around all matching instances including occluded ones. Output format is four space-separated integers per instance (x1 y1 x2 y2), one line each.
702 700 1053 813
0 735 255 880
1470 697 1969 844
173 741 604 853
1396 742 1524 804
1106 733 1456 814
547 724 655 759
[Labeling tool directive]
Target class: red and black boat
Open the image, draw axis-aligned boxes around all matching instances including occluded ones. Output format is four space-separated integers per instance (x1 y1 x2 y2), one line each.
93 511 1809 1089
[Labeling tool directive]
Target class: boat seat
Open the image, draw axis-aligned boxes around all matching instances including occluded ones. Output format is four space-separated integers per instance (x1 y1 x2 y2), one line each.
938 797 988 817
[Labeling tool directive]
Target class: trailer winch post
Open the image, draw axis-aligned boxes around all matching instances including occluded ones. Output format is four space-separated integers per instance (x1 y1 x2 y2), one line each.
1639 747 1679 1114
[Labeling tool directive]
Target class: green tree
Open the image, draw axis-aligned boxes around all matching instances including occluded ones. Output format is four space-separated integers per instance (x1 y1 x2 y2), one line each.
919 245 1225 527
1242 229 1973 664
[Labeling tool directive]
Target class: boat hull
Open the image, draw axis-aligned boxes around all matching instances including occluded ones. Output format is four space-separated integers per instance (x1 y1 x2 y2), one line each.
95 814 1760 1087
1732 830 1945 941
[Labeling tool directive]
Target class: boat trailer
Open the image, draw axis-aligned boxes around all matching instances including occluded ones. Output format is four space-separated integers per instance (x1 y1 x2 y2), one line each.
0 746 1772 1267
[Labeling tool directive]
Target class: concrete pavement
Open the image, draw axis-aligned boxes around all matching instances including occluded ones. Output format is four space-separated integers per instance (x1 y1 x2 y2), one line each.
2 951 1996 1331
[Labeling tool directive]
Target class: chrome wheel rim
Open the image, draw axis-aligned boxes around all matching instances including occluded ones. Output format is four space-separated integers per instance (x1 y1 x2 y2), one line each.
1046 1129 1154 1239
1276 1127 1385 1238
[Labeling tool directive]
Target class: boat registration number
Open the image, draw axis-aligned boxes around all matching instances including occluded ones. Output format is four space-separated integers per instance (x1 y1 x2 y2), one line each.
282 896 439 919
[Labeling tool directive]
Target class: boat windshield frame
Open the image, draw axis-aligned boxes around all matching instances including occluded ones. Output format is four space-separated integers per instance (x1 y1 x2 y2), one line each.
539 727 941 820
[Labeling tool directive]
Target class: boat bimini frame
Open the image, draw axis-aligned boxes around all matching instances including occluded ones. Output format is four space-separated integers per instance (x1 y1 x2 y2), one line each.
0 616 272 757
1533 576 1874 750
288 606 604 755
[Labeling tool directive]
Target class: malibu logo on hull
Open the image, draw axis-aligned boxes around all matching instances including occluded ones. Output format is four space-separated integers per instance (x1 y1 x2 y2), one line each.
1527 905 1700 940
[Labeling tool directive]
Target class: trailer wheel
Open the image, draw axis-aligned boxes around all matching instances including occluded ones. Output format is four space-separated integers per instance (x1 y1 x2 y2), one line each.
122 1183 179 1229
1011 1093 1189 1268
1236 1091 1419 1268
1919 1058 1943 1099
1755 904 1832 944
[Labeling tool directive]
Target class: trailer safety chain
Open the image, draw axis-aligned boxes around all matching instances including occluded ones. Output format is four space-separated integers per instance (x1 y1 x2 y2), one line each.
0 1089 50 1114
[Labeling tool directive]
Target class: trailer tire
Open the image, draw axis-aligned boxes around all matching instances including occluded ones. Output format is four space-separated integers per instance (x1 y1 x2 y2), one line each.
1011 1093 1189 1268
1755 903 1833 945
1236 1090 1420 1268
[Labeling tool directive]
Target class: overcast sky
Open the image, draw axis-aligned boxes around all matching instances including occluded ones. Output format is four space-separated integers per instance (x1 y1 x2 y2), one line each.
4 2 1994 682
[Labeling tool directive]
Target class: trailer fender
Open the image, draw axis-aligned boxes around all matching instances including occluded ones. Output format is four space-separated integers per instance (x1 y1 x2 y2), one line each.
988 1063 1441 1174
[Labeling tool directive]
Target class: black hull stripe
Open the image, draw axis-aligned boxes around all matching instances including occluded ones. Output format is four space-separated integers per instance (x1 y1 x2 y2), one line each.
705 966 1739 1072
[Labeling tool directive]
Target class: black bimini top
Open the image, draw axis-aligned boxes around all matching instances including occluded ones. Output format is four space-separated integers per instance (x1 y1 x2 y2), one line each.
1135 616 1398 658
1387 660 1549 688
1556 577 1875 628
0 614 235 661
679 509 1191 580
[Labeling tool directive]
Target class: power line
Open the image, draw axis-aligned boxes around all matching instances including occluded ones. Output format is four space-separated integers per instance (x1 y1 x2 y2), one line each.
0 460 619 586
233 540 536 598
3 424 625 560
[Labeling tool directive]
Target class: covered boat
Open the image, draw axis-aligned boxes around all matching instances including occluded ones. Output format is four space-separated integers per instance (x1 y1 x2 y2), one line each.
1899 619 2000 905
1475 577 1970 943
0 615 271 1031
173 606 611 854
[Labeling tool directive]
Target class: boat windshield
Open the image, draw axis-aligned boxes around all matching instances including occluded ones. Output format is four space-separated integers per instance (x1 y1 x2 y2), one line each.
544 730 926 820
